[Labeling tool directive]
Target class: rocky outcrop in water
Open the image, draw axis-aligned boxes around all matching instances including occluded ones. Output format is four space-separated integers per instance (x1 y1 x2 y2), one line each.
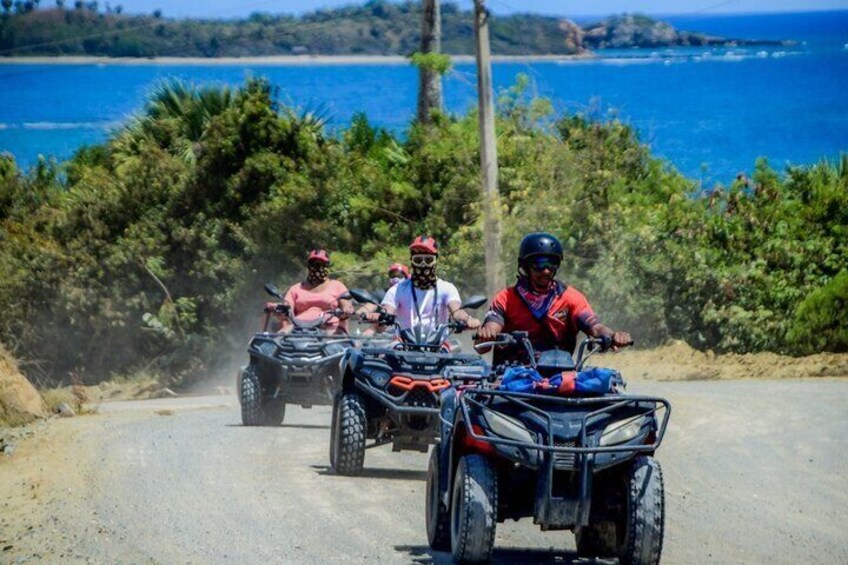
582 14 790 49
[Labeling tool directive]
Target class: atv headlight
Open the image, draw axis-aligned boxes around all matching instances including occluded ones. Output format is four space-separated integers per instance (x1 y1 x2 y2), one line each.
599 415 648 446
480 407 534 444
257 341 277 356
362 367 391 388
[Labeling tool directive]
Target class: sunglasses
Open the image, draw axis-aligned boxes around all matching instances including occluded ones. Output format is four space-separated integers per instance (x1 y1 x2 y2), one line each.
411 254 437 267
529 259 560 272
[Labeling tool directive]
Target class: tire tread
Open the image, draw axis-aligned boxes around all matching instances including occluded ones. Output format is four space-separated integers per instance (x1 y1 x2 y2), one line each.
333 393 366 475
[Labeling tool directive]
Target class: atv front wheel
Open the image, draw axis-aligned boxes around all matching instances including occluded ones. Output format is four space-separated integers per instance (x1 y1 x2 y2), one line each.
450 454 497 563
331 393 366 475
576 455 665 565
426 446 450 551
240 366 263 426
262 399 286 426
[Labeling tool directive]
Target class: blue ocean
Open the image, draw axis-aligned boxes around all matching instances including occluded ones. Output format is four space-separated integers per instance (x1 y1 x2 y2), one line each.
1 10 846 184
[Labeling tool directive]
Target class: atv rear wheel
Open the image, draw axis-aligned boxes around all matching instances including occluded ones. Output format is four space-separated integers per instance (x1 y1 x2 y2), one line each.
240 366 263 426
426 446 451 551
450 454 497 563
576 455 665 565
331 393 366 476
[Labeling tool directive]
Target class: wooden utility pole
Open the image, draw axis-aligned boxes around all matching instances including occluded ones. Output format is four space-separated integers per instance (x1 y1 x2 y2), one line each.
417 0 442 123
473 0 502 297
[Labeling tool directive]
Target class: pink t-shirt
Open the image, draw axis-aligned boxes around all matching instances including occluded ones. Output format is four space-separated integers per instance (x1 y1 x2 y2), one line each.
284 279 349 330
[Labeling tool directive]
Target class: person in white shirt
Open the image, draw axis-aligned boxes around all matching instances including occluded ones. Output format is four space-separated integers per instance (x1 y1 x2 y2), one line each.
367 235 481 332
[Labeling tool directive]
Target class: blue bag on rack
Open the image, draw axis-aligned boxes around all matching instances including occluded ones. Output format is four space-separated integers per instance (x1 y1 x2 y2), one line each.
499 366 619 396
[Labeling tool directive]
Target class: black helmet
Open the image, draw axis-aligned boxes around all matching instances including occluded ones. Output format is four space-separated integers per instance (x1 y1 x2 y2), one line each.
518 232 563 263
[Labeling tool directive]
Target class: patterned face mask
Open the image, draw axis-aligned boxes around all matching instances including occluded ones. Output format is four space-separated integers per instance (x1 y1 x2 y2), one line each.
411 262 437 290
307 263 329 285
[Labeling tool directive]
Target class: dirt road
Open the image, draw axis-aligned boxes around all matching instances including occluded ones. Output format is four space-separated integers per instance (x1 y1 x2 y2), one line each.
2 377 847 564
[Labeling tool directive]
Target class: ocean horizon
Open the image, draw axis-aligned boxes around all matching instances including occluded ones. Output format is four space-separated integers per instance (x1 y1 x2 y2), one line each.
1 10 847 185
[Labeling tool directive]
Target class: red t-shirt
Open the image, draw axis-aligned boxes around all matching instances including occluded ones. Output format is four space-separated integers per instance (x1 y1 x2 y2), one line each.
486 281 599 358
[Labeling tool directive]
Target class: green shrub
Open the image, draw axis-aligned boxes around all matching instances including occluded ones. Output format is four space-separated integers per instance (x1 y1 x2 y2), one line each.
788 270 848 353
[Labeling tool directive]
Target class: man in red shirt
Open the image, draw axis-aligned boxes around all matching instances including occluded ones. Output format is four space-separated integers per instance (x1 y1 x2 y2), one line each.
475 232 631 363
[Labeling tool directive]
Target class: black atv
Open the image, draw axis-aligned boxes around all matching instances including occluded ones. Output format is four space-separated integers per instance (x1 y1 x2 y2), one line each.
427 332 671 564
329 289 489 476
237 284 353 426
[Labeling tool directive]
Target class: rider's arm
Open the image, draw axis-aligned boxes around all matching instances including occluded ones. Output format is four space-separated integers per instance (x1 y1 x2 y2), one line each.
474 288 509 344
576 292 630 348
475 321 505 352
447 300 467 320
379 283 399 316
356 303 378 316
282 284 298 316
588 323 632 348
338 298 354 318
365 284 398 323
447 300 481 329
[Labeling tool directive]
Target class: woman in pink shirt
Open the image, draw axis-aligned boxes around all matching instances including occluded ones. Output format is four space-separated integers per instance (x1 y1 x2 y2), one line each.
277 249 354 333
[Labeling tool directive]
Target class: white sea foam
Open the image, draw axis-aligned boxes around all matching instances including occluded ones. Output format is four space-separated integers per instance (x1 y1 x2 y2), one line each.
597 57 668 66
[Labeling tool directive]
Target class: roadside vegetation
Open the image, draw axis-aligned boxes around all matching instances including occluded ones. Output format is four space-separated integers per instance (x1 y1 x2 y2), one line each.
0 2 780 58
0 77 845 388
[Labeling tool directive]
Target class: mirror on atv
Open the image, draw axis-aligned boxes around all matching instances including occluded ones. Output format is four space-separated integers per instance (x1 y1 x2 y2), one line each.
349 288 377 305
339 292 352 300
462 295 488 310
264 283 283 299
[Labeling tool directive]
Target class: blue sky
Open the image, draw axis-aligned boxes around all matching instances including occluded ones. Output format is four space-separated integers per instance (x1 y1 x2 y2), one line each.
101 0 848 19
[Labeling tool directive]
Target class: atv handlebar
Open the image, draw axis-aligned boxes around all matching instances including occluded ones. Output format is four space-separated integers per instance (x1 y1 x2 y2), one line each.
473 333 632 371
472 331 531 353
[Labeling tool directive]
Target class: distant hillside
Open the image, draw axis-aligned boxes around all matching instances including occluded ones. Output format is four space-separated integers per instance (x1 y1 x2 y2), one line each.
0 1 788 58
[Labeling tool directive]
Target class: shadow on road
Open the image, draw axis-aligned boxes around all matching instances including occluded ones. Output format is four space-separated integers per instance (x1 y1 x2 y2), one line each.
311 465 427 481
224 423 330 429
278 423 330 429
395 545 609 564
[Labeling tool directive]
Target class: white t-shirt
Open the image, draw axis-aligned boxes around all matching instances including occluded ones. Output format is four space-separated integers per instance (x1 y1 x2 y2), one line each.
381 279 461 332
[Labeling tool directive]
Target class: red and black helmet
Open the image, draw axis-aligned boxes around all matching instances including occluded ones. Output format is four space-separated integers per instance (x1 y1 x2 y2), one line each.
409 235 439 255
388 263 410 278
307 249 331 264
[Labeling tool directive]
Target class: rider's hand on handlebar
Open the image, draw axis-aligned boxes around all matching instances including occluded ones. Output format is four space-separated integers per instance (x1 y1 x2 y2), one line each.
611 331 633 350
264 302 289 316
364 312 381 323
465 317 482 330
339 303 355 320
475 324 500 343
